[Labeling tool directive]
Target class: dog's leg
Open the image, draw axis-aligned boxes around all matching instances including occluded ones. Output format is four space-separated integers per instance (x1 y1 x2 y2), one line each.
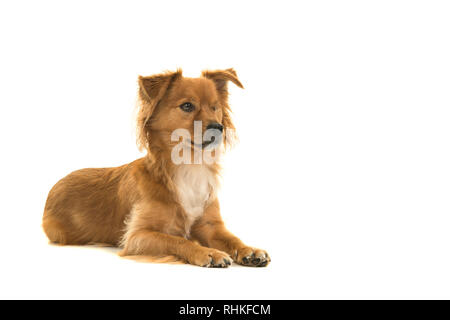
119 230 232 268
191 200 271 267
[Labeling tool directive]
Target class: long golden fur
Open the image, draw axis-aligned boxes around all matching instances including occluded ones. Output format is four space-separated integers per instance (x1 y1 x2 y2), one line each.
42 68 270 268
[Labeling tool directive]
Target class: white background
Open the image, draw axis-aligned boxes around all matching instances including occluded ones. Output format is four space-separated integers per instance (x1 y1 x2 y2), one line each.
1 0 450 299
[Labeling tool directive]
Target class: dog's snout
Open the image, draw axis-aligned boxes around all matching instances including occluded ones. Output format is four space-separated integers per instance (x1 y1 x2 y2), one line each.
206 122 224 133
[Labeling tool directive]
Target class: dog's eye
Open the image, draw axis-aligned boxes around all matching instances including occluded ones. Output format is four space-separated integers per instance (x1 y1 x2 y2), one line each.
211 106 217 111
180 102 195 112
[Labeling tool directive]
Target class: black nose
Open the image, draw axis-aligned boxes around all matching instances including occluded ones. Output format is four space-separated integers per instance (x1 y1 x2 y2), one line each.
206 122 224 133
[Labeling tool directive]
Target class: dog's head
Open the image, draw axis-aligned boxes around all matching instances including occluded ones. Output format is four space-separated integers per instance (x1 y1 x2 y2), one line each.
136 69 243 161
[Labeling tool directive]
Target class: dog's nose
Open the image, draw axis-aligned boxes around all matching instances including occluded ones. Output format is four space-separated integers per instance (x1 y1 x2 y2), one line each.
206 122 224 133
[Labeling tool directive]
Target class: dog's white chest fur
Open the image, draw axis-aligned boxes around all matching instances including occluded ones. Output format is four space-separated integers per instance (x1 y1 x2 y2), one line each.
174 164 218 235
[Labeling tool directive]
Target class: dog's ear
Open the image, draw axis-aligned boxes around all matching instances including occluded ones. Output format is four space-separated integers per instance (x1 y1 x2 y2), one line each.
138 69 182 106
202 68 243 148
136 69 182 152
202 68 244 93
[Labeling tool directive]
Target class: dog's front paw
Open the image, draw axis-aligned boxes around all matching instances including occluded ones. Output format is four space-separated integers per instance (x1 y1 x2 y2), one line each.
190 248 232 268
233 247 270 267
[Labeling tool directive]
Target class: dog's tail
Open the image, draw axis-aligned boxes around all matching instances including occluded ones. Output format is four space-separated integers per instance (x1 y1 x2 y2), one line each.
119 254 186 265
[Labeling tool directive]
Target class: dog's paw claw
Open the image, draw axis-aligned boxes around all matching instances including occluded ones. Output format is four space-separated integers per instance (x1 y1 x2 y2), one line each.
257 260 268 267
252 258 261 265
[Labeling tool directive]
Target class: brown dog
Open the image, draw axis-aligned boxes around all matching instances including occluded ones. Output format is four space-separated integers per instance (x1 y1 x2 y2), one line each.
42 68 270 267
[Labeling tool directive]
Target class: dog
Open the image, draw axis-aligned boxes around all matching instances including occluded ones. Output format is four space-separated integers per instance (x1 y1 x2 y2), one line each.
42 68 270 267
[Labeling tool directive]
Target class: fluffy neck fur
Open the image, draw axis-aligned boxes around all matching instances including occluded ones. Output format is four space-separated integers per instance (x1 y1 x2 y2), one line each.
173 163 219 235
144 149 221 236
